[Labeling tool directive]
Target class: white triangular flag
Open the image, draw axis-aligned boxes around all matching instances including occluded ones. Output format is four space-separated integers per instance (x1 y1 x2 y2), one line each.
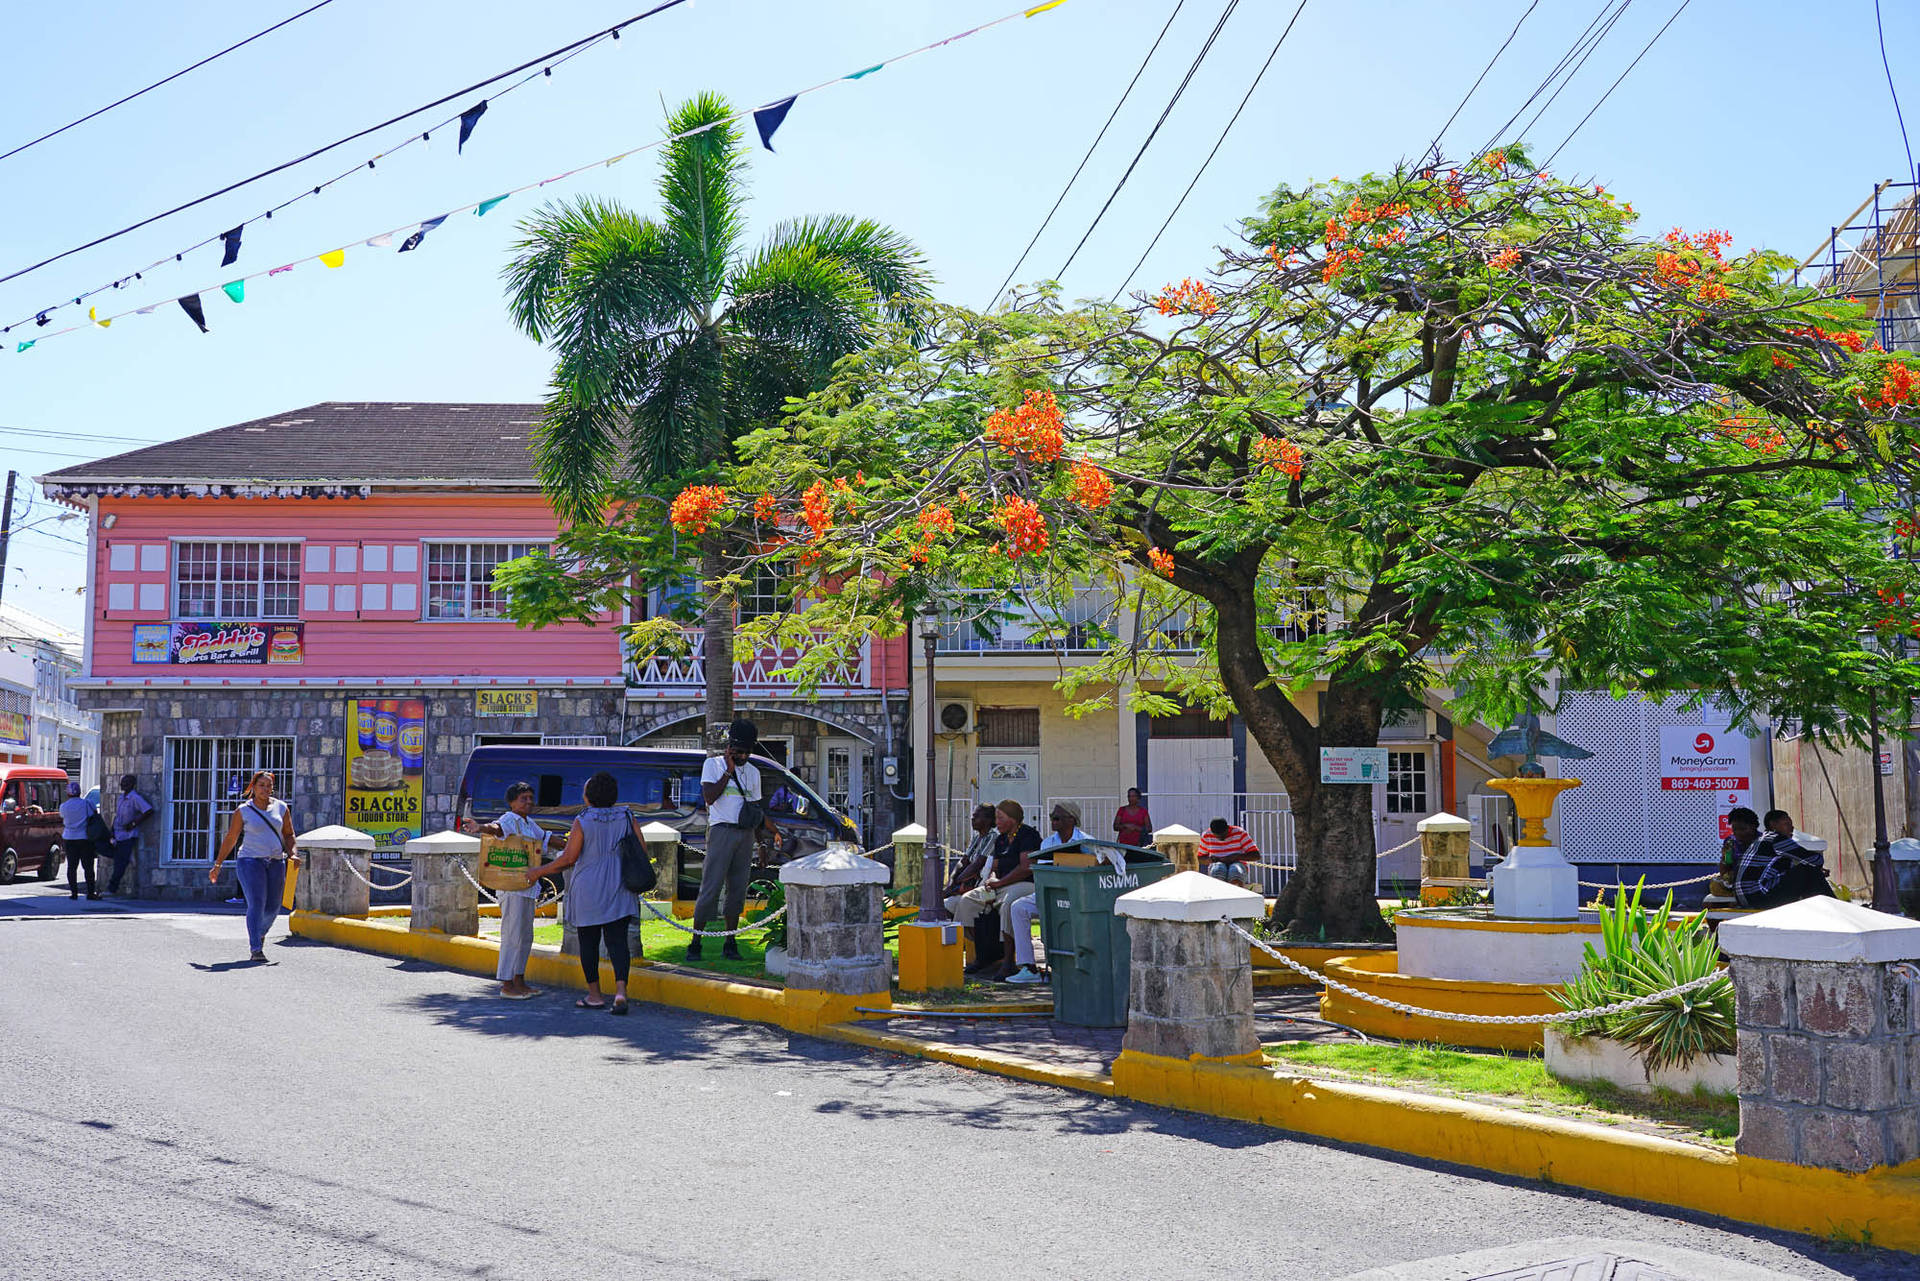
366 232 394 248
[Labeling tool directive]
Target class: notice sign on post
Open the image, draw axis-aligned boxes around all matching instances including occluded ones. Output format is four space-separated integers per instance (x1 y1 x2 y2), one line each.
1321 747 1389 783
1658 727 1750 839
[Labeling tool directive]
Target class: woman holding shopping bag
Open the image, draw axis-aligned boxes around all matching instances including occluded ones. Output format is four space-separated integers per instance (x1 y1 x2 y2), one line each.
209 771 299 963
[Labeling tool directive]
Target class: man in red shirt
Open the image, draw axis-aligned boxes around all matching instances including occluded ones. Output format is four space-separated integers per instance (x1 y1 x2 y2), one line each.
1198 817 1259 884
1112 788 1152 848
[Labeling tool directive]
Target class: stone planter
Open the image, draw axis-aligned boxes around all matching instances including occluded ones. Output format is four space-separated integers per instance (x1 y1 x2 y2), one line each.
763 945 789 978
1544 1026 1736 1096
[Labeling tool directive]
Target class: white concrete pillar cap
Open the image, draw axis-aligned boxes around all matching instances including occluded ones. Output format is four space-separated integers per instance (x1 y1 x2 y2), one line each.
1151 823 1200 844
891 822 928 845
1417 811 1471 833
639 820 680 846
404 829 482 855
1115 869 1266 921
780 844 890 887
294 825 376 851
1717 896 1920 963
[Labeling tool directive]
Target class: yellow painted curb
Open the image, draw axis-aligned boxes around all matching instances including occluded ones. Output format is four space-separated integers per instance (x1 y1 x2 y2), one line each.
1248 943 1387 984
825 1021 1117 1097
1110 1050 1920 1252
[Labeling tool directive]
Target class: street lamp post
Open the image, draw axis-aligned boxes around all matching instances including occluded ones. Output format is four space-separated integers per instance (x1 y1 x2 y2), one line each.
1868 687 1899 912
917 605 947 922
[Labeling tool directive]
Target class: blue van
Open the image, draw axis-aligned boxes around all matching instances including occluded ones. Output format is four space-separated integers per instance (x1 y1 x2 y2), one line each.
454 745 859 902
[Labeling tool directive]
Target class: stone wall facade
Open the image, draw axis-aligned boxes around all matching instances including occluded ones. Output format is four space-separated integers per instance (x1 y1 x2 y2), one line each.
1730 955 1920 1171
82 686 622 901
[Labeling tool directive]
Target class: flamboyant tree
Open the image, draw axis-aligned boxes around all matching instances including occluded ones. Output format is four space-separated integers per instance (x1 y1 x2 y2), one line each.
670 148 1920 938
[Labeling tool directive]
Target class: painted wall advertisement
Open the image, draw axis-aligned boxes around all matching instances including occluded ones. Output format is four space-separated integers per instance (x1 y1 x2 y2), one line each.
1657 726 1750 839
0 711 28 748
135 622 305 665
345 698 425 854
1321 746 1389 784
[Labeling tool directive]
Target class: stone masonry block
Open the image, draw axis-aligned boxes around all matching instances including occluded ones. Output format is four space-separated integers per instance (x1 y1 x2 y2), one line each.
1886 1107 1920 1167
1730 957 1790 1029
1768 1035 1821 1106
1889 969 1912 1034
1822 1042 1901 1112
1736 1100 1799 1163
1736 1030 1768 1097
1796 963 1881 1039
1800 1109 1887 1173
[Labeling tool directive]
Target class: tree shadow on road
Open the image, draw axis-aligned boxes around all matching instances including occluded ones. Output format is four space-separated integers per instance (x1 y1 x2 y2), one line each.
399 989 796 1069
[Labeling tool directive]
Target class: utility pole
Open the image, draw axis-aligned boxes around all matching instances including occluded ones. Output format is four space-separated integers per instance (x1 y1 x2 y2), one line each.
0 469 17 613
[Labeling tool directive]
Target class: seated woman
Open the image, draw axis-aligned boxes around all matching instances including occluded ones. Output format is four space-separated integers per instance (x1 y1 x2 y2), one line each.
948 799 1042 981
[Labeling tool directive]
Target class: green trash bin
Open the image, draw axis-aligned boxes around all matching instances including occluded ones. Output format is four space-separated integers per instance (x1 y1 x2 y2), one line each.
1032 840 1173 1027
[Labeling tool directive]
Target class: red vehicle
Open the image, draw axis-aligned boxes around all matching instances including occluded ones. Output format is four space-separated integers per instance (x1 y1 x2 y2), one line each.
0 766 72 883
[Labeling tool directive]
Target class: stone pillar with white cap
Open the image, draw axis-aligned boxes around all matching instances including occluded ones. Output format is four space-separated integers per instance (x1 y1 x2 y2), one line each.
1718 897 1920 1172
1417 810 1473 904
779 843 893 1032
293 825 375 919
1114 870 1267 1063
1152 824 1202 876
406 829 482 936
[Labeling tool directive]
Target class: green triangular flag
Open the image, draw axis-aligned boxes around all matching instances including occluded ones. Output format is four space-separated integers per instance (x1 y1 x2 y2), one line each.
222 280 245 304
844 63 883 79
15 340 34 353
476 194 509 217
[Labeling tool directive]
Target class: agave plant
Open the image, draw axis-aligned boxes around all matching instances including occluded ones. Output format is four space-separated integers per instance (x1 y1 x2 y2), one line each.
1553 881 1735 1074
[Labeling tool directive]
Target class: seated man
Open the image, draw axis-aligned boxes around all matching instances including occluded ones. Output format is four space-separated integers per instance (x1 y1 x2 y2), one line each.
1707 807 1763 901
1731 809 1834 909
947 799 1042 980
941 804 999 903
1198 817 1259 884
1005 801 1092 985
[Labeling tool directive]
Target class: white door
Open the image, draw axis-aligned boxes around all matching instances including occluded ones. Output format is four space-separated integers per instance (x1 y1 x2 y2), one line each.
975 751 1040 821
820 739 864 842
1146 738 1236 832
1374 747 1433 883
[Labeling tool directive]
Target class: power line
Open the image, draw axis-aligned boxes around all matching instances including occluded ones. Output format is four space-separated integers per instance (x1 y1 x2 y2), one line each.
1876 0 1916 184
1055 0 1242 282
1472 0 1625 157
1112 0 1311 301
1542 0 1693 169
1 425 166 445
0 0 692 291
1 1 339 165
1510 0 1634 146
987 0 1189 309
1421 0 1539 165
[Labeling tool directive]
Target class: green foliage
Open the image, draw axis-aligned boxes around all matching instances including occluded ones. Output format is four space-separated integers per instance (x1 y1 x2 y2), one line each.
747 877 787 949
1554 882 1735 1074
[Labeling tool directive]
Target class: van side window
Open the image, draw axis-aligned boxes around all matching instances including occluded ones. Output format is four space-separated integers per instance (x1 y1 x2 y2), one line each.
33 781 65 811
536 774 565 808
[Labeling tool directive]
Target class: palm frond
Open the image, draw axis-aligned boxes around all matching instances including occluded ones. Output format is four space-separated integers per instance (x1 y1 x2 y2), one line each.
751 214 934 329
629 329 726 481
724 244 876 416
531 383 628 525
658 92 749 306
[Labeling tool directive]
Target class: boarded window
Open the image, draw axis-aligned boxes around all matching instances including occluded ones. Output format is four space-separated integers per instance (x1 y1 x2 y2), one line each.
977 707 1040 747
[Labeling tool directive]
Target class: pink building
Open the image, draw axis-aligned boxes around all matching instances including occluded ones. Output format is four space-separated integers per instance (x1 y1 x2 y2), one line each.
40 402 909 899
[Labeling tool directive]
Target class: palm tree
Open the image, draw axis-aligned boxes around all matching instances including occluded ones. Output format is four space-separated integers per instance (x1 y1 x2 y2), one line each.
505 92 931 747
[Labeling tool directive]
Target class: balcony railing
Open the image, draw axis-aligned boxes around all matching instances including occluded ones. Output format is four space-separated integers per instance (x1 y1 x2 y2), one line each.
625 628 871 693
934 588 1117 654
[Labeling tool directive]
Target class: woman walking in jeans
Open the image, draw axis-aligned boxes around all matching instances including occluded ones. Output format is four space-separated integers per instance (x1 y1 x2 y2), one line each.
524 770 642 1014
209 771 299 962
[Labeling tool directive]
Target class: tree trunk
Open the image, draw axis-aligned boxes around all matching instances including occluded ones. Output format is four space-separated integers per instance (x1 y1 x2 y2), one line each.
702 533 735 751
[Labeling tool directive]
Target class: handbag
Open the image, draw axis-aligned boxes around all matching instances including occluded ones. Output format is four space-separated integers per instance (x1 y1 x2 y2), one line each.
618 821 658 895
86 808 112 846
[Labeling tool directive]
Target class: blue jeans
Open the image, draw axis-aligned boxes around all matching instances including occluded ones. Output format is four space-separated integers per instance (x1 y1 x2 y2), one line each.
234 858 287 953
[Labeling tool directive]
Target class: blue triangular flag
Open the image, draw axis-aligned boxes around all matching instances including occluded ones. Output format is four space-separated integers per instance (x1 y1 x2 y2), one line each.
754 96 797 152
219 225 244 267
398 215 447 253
457 100 488 153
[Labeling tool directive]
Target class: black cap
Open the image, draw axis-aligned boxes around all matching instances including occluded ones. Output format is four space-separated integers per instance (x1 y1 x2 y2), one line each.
728 718 759 749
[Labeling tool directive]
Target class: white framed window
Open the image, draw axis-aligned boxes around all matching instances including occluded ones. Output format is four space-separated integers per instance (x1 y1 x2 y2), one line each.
1386 750 1429 815
164 736 295 863
173 541 300 619
739 565 785 621
424 542 545 620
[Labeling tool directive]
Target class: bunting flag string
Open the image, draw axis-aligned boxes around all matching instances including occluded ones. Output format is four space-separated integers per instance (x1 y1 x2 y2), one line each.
4 0 1074 355
0 0 697 340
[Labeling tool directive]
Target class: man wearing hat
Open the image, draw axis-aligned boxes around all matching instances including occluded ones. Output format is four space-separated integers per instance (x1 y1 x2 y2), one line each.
693 718 771 959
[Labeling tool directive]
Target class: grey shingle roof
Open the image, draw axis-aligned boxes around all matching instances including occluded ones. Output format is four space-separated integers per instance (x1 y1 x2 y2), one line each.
36 402 549 487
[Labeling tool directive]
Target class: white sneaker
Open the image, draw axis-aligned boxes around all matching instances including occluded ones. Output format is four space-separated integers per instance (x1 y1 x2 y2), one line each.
1006 966 1047 984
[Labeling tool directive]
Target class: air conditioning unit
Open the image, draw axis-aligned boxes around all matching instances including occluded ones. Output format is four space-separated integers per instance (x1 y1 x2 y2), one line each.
937 698 975 735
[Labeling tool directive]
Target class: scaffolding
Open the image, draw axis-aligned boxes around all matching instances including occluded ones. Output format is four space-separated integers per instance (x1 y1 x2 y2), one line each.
1795 177 1920 354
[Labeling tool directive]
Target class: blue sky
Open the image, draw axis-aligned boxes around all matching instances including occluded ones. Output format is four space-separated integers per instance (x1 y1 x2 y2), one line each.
2 0 1915 634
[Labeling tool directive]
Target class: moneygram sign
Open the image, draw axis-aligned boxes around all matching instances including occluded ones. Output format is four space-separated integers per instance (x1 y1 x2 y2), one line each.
1658 727 1750 791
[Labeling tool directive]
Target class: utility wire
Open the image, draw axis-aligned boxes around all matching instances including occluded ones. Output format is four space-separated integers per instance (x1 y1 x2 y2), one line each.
1055 0 1241 282
1112 0 1310 301
1 1 338 164
1 425 165 445
1511 0 1634 145
1876 0 1916 184
0 0 690 289
1472 0 1624 157
988 0 1188 309
1542 0 1692 169
1421 0 1539 165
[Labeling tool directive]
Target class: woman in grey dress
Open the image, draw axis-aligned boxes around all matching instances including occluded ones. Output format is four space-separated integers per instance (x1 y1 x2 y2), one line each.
523 770 643 1014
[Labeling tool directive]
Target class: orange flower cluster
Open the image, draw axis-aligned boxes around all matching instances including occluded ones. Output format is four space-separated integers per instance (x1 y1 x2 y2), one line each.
1251 435 1304 478
1895 517 1920 540
1653 228 1735 305
1147 547 1175 576
1265 244 1300 271
1441 169 1467 209
1068 460 1114 508
1344 198 1410 226
986 390 1067 463
1717 415 1784 453
801 480 833 540
1155 278 1220 317
669 485 728 534
908 503 956 564
753 492 780 524
1788 324 1867 353
992 496 1049 559
1323 246 1365 284
1865 362 1917 410
1482 149 1509 172
1322 198 1416 283
1488 246 1521 273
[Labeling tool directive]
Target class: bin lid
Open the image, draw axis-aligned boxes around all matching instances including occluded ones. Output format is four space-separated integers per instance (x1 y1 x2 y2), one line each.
1040 837 1166 864
1889 837 1920 861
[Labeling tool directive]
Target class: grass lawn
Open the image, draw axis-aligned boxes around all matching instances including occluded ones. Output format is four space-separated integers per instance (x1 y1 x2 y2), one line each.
1264 1041 1737 1147
530 915 778 982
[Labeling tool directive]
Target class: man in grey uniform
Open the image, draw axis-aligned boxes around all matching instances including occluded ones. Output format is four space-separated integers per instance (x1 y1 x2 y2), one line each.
691 719 773 960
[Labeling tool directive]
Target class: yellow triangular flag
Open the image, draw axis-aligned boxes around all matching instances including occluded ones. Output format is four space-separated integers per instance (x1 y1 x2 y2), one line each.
88 306 110 329
319 249 346 269
1025 0 1068 14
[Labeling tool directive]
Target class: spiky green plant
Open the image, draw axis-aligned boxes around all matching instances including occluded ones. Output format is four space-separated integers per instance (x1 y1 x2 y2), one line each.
1553 881 1735 1074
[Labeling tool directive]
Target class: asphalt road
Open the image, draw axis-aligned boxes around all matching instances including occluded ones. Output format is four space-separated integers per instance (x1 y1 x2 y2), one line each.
0 879 1910 1281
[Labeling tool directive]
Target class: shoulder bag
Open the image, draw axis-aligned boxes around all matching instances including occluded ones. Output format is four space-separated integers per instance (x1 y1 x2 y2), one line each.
85 804 112 846
618 816 658 895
